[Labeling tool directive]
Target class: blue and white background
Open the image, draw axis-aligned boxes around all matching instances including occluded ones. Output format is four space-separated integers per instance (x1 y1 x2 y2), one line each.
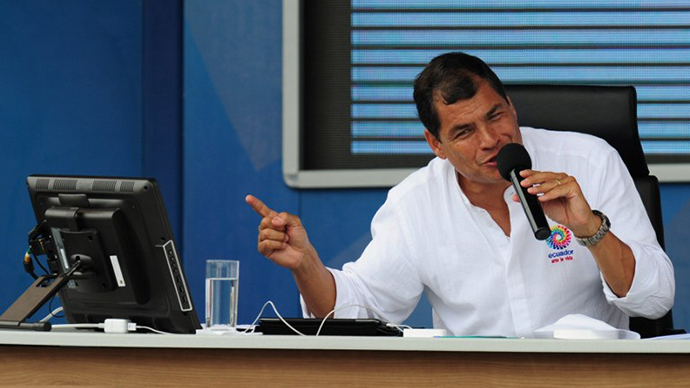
1 0 690 330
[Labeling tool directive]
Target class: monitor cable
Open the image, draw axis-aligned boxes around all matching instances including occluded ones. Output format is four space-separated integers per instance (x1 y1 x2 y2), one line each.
51 319 173 335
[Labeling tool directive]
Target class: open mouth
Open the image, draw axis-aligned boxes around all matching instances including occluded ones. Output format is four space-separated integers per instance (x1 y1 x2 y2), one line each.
484 156 498 165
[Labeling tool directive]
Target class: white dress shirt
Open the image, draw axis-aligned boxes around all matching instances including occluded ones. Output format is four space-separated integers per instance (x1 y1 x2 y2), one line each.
302 127 675 337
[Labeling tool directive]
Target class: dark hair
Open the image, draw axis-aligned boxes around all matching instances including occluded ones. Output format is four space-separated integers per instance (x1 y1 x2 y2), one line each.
413 52 508 139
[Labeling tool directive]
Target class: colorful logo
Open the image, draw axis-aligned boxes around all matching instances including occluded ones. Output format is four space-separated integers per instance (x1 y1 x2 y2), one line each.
546 225 572 250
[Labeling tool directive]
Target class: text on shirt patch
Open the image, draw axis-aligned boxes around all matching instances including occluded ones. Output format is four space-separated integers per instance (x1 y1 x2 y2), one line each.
546 225 574 264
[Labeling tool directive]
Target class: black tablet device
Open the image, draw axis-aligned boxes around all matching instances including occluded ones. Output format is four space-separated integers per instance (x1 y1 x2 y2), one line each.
257 318 402 336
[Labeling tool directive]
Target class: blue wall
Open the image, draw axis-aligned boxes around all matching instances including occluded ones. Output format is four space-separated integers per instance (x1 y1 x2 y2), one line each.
1 0 689 331
0 0 144 320
183 0 300 321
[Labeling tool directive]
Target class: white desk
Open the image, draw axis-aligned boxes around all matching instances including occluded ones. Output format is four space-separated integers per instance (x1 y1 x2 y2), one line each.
1 330 689 386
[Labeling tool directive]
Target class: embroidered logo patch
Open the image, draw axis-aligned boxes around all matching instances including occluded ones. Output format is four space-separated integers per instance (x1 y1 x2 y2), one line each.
546 225 571 250
546 225 574 264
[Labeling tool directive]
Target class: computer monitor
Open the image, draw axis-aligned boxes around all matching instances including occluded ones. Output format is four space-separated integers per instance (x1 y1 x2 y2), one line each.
14 175 201 333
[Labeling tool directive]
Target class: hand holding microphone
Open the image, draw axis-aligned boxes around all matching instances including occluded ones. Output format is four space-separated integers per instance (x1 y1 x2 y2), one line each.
496 143 600 240
496 143 551 240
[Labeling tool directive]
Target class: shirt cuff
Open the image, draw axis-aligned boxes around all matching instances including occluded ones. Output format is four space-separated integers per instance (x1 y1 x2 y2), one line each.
300 267 370 319
601 242 674 319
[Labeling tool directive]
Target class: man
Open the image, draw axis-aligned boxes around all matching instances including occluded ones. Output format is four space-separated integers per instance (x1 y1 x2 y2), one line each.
246 52 674 337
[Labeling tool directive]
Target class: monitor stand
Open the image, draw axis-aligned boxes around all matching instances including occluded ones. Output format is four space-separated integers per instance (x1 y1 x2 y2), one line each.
0 262 80 331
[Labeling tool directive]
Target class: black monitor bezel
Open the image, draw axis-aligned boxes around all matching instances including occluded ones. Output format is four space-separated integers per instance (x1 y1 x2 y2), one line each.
26 175 201 334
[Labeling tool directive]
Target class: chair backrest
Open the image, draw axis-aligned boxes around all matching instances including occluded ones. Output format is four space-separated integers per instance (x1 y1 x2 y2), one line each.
505 85 664 245
505 84 648 177
504 84 679 338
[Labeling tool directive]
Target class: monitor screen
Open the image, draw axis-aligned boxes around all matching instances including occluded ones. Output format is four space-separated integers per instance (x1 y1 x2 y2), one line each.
25 175 201 334
283 0 690 187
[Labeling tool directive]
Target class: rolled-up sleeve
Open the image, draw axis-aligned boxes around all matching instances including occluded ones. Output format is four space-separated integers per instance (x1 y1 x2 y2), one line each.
300 267 376 319
301 200 424 324
595 147 675 318
602 242 675 318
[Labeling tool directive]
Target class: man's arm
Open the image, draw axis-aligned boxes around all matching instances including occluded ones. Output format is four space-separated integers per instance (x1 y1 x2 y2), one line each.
585 231 635 297
518 171 634 297
565 210 635 297
246 195 336 317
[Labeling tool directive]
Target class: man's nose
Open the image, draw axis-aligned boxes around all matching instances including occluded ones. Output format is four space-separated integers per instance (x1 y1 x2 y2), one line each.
477 125 500 149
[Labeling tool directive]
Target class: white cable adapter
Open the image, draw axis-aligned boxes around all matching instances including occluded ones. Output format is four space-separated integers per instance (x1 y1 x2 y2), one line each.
103 318 137 333
402 328 448 338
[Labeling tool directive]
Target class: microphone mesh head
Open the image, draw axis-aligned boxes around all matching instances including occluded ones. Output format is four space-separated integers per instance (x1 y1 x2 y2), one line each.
496 143 532 181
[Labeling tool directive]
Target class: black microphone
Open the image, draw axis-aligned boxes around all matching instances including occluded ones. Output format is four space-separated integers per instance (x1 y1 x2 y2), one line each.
496 143 551 240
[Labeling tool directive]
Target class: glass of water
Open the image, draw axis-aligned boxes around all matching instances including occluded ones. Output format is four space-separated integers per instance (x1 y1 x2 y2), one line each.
205 260 239 328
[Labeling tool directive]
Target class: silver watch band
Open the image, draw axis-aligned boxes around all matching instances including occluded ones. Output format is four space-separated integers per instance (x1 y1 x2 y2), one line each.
575 210 611 247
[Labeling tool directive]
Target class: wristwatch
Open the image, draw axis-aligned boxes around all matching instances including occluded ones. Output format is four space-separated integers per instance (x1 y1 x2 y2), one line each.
575 210 611 247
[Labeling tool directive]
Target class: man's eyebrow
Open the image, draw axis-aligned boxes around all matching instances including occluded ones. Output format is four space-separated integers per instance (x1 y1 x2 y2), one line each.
485 104 503 117
446 102 506 135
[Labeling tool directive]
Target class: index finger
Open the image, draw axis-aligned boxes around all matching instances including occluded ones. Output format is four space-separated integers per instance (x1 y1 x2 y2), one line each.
520 170 566 186
519 169 538 178
245 194 276 217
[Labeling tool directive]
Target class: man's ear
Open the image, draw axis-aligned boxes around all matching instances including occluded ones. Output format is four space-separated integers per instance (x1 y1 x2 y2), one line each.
424 129 446 159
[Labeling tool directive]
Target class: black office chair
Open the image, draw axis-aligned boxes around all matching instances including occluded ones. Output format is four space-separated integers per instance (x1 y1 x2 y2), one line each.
504 84 683 338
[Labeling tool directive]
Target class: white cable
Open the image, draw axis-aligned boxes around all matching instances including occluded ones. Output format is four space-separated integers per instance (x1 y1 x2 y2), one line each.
40 306 64 323
51 302 406 337
387 323 413 331
52 319 175 334
51 323 101 330
244 301 307 336
136 325 174 335
242 301 406 337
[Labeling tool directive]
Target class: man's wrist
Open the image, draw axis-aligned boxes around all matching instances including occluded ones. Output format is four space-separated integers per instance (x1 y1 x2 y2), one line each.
575 210 611 247
573 213 602 238
292 245 319 276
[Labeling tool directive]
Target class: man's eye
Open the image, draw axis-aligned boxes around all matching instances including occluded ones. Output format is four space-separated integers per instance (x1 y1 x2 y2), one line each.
454 130 470 139
489 112 503 120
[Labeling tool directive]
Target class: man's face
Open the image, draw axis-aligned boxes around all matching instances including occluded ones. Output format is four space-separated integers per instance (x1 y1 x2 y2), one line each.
424 81 522 192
